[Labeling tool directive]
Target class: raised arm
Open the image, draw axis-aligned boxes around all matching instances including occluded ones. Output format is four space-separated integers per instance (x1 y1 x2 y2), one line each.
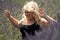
4 9 20 28
44 15 57 23
38 8 57 23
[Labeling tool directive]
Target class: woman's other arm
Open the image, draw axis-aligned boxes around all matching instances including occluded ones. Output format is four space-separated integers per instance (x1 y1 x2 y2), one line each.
38 8 57 23
44 15 57 23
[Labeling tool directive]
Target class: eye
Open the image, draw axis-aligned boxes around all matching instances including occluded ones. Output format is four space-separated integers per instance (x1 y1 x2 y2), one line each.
25 11 30 13
25 11 34 14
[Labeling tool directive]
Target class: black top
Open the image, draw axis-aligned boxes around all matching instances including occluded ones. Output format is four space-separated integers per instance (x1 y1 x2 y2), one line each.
20 22 42 38
19 21 59 40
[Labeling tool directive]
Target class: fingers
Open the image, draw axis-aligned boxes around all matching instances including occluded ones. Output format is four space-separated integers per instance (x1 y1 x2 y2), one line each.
4 9 10 14
38 8 45 17
4 9 11 17
38 8 45 14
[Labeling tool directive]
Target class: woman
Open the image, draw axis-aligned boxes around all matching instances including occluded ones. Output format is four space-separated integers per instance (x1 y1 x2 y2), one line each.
4 1 57 40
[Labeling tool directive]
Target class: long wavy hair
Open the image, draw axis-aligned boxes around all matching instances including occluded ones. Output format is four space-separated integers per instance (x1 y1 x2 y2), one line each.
22 1 41 24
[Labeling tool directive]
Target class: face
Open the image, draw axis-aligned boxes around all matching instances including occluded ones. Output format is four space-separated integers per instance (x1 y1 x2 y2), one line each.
24 11 34 20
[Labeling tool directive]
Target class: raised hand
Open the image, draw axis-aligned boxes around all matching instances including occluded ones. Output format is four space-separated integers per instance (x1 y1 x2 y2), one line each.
38 8 46 17
4 9 11 18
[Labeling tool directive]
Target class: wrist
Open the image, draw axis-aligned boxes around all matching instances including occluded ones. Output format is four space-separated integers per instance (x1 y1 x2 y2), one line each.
8 15 11 18
41 13 47 18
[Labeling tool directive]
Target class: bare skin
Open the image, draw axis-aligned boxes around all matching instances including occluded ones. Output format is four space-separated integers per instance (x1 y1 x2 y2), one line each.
4 9 20 28
4 9 56 28
38 8 57 23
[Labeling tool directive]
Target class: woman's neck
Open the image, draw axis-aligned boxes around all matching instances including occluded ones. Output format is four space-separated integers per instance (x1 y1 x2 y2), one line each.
25 18 35 24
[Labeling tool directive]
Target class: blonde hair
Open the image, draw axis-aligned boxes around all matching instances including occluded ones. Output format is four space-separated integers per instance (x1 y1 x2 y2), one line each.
22 1 41 24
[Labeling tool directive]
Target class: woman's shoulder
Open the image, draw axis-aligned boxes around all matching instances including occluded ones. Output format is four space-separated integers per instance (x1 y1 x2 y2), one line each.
40 18 48 23
39 18 49 27
39 18 48 24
